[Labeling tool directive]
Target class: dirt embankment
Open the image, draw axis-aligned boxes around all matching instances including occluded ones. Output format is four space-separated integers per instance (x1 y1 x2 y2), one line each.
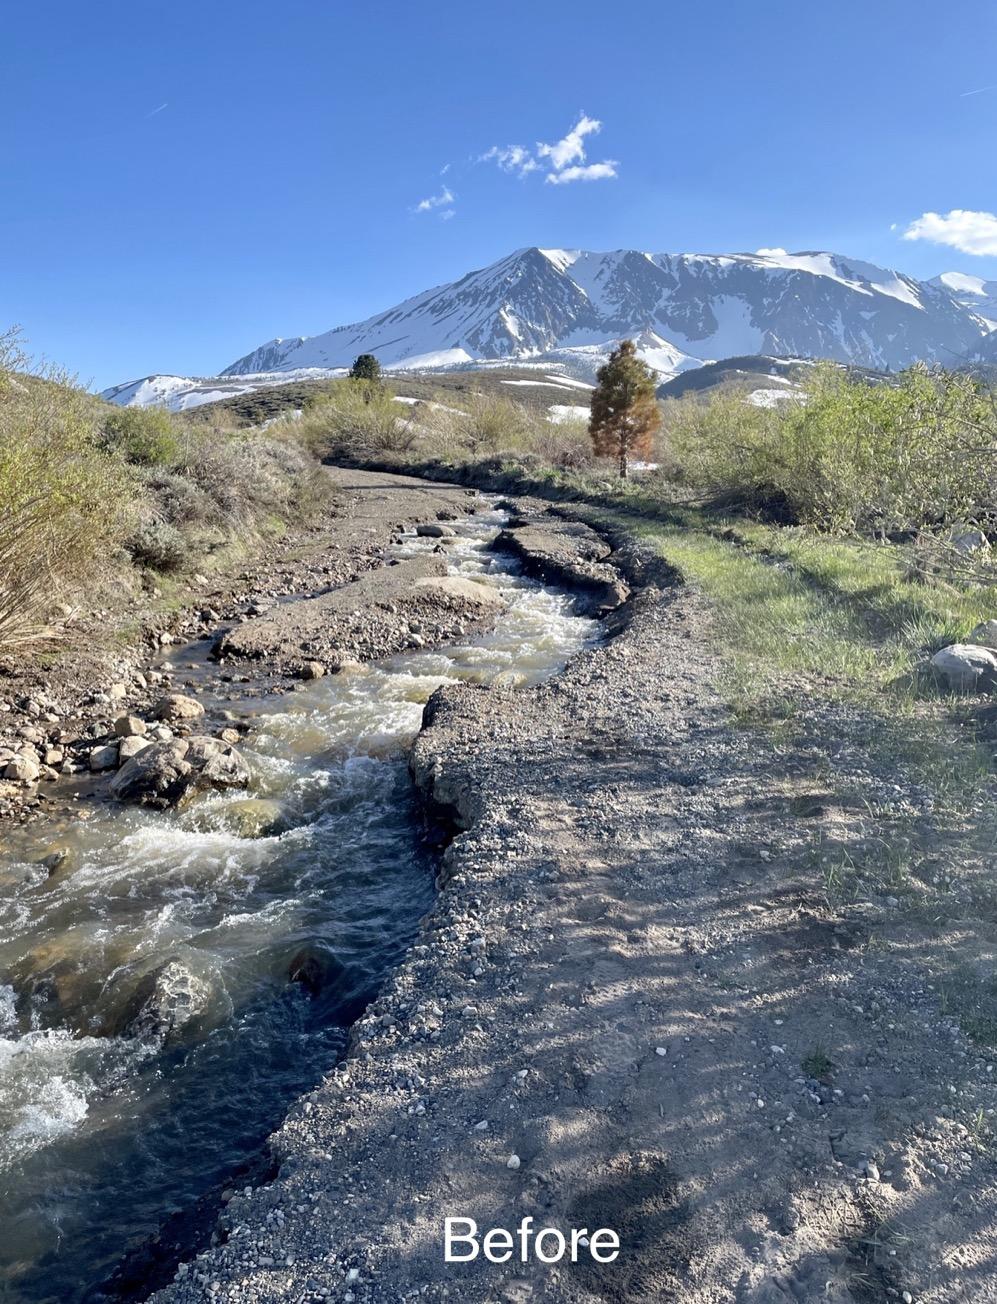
150 471 997 1304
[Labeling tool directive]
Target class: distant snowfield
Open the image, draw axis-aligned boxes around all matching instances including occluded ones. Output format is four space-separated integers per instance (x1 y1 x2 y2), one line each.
548 404 590 423
746 387 805 408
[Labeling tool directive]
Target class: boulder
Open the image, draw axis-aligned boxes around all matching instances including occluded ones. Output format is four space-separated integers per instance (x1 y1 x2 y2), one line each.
198 747 251 793
931 643 997 692
113 714 147 738
4 754 40 784
118 735 152 762
184 735 225 765
154 692 205 725
110 737 250 808
969 619 997 649
89 743 120 772
110 741 194 808
416 522 457 538
950 527 991 556
110 961 214 1043
299 660 326 680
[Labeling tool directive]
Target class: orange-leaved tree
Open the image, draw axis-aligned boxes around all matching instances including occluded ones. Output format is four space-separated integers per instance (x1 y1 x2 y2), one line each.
589 339 661 479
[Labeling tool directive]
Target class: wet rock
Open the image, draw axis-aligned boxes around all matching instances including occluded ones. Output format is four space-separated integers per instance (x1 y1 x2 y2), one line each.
184 735 225 765
930 643 997 692
416 522 457 538
110 741 194 809
154 693 205 725
111 961 214 1043
299 661 326 680
204 797 286 838
110 736 250 809
198 747 251 793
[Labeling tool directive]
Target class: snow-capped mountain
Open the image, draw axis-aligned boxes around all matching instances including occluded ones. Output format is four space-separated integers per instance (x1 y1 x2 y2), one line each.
931 272 997 328
103 247 996 410
222 248 990 378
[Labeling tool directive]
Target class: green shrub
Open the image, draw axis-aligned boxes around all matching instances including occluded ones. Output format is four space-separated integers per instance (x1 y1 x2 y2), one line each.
667 364 997 535
296 381 415 454
99 405 181 466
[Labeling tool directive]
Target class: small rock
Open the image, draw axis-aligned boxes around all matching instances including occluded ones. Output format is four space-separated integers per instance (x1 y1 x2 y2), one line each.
299 661 326 681
506 1154 521 1170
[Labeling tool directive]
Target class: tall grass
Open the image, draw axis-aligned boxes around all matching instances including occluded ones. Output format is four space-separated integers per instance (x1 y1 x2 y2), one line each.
0 330 131 647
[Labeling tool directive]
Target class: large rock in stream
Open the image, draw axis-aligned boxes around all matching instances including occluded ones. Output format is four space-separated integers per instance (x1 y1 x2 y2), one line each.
110 737 250 809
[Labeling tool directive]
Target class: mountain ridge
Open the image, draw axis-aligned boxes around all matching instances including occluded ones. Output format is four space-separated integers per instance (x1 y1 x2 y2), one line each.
103 246 997 410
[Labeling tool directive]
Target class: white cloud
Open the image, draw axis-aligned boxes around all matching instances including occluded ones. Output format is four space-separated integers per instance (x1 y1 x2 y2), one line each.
755 246 788 257
546 161 618 185
416 185 455 216
902 209 997 256
479 113 618 186
479 145 539 177
537 113 602 171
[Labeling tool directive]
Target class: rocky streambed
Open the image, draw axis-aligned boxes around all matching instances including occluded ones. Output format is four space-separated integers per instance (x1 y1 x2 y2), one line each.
0 472 610 1303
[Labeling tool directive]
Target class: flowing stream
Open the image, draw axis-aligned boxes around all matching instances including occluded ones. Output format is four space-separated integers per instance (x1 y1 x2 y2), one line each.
0 506 599 1303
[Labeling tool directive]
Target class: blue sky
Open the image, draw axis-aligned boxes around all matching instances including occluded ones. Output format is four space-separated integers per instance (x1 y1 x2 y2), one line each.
4 0 997 389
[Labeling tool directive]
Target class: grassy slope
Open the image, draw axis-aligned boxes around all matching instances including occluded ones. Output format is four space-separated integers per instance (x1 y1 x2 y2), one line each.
186 367 591 428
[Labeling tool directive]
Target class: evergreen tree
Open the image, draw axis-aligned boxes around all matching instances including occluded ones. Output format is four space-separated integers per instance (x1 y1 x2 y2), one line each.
349 353 382 384
588 340 661 479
